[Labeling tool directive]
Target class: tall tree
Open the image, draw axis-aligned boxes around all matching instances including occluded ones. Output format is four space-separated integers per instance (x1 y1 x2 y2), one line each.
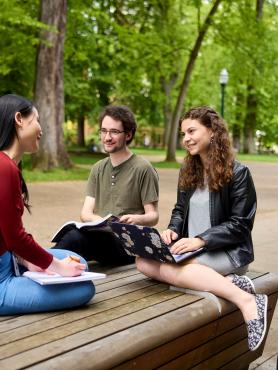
166 0 222 161
33 0 71 169
243 0 264 153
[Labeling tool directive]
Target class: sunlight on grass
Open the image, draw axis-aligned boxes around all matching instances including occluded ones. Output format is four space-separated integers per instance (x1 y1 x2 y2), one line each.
22 149 278 183
23 167 90 182
132 147 185 157
151 161 181 169
237 154 278 162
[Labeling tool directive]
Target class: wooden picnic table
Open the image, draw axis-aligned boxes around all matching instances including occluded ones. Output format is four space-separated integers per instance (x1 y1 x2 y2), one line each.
0 264 277 370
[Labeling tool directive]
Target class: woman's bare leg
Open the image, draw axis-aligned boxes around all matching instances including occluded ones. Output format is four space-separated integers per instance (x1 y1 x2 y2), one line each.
136 257 258 322
136 257 167 282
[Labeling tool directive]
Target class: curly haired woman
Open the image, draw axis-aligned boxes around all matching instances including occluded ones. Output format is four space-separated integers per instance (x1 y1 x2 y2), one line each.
136 106 267 352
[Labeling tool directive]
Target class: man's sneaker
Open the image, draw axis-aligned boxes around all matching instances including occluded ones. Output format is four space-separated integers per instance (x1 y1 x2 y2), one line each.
247 294 268 351
231 274 256 294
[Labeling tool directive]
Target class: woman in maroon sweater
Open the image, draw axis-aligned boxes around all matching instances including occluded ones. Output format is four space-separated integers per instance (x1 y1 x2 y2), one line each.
0 94 95 315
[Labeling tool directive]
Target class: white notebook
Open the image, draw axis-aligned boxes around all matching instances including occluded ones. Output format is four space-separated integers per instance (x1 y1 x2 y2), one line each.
23 271 106 285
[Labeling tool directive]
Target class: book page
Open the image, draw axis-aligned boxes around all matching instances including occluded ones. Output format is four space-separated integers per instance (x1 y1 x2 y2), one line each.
51 213 118 242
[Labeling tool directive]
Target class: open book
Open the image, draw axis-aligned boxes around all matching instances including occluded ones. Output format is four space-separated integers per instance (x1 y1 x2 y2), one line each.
109 222 205 264
52 214 119 243
23 271 106 285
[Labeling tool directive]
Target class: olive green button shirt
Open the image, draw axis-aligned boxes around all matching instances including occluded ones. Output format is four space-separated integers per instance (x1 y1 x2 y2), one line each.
86 154 159 217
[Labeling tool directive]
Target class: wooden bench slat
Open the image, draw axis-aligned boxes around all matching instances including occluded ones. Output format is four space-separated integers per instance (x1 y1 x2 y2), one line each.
114 293 277 370
111 318 243 369
217 347 265 370
95 277 159 300
20 298 220 370
0 269 277 370
0 268 142 333
0 271 267 333
156 326 247 370
0 316 14 322
111 311 244 370
90 263 136 274
0 283 169 345
156 294 277 370
25 292 278 370
0 291 200 367
95 272 148 292
0 274 151 334
94 269 142 284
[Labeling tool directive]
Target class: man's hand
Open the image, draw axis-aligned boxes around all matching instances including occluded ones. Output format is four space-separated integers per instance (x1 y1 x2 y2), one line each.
119 202 159 226
170 237 205 254
119 214 142 224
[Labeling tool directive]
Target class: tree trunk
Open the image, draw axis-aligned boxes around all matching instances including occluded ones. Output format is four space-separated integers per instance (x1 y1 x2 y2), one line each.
242 0 264 154
161 74 178 148
232 88 245 152
33 0 71 170
77 114 85 147
163 103 173 149
256 0 264 20
232 125 241 153
243 84 257 154
166 0 222 162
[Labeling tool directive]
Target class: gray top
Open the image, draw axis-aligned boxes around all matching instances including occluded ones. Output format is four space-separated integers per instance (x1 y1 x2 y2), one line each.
86 154 159 217
188 186 211 237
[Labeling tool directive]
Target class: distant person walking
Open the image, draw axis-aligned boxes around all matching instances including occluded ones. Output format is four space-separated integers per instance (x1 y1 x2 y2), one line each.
0 94 95 315
137 106 267 352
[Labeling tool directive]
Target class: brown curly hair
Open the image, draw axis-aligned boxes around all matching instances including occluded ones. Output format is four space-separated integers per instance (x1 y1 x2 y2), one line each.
179 106 234 192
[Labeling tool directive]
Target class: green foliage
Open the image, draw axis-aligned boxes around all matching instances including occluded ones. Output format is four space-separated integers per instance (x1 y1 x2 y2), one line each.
208 0 278 145
0 0 46 97
1 0 278 152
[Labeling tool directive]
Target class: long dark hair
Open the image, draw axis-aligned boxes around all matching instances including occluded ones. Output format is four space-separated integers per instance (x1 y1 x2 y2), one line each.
179 106 234 191
0 94 34 212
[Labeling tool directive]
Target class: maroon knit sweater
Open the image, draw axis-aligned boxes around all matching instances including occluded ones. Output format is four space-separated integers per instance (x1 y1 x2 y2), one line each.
0 152 53 269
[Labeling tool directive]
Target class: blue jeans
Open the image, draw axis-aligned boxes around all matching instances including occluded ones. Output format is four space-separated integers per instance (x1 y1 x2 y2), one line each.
0 249 95 315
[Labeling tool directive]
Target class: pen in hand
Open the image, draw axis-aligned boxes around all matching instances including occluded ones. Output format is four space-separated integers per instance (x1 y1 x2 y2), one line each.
68 255 80 263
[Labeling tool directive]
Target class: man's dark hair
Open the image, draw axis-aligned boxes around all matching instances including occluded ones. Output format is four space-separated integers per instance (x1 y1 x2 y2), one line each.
99 105 137 145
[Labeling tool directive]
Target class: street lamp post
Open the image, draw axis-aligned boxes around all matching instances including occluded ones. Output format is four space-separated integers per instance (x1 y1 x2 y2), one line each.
219 68 229 118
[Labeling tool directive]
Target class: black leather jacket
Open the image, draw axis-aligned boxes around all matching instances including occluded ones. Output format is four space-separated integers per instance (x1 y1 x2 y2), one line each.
168 161 257 268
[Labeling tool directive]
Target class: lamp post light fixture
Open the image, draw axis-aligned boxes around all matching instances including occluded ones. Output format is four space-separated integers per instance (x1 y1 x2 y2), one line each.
219 68 229 118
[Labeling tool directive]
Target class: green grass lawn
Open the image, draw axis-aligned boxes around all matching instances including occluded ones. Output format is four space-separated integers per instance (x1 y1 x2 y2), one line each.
22 149 278 182
133 147 278 162
236 153 278 162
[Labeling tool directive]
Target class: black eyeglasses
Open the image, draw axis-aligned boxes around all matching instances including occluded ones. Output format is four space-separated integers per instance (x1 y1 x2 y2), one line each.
98 129 126 137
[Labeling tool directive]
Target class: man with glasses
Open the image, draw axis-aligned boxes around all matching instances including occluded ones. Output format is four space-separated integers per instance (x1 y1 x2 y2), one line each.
53 105 159 265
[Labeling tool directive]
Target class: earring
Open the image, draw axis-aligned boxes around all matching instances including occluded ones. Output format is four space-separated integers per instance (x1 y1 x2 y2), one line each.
210 137 214 144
